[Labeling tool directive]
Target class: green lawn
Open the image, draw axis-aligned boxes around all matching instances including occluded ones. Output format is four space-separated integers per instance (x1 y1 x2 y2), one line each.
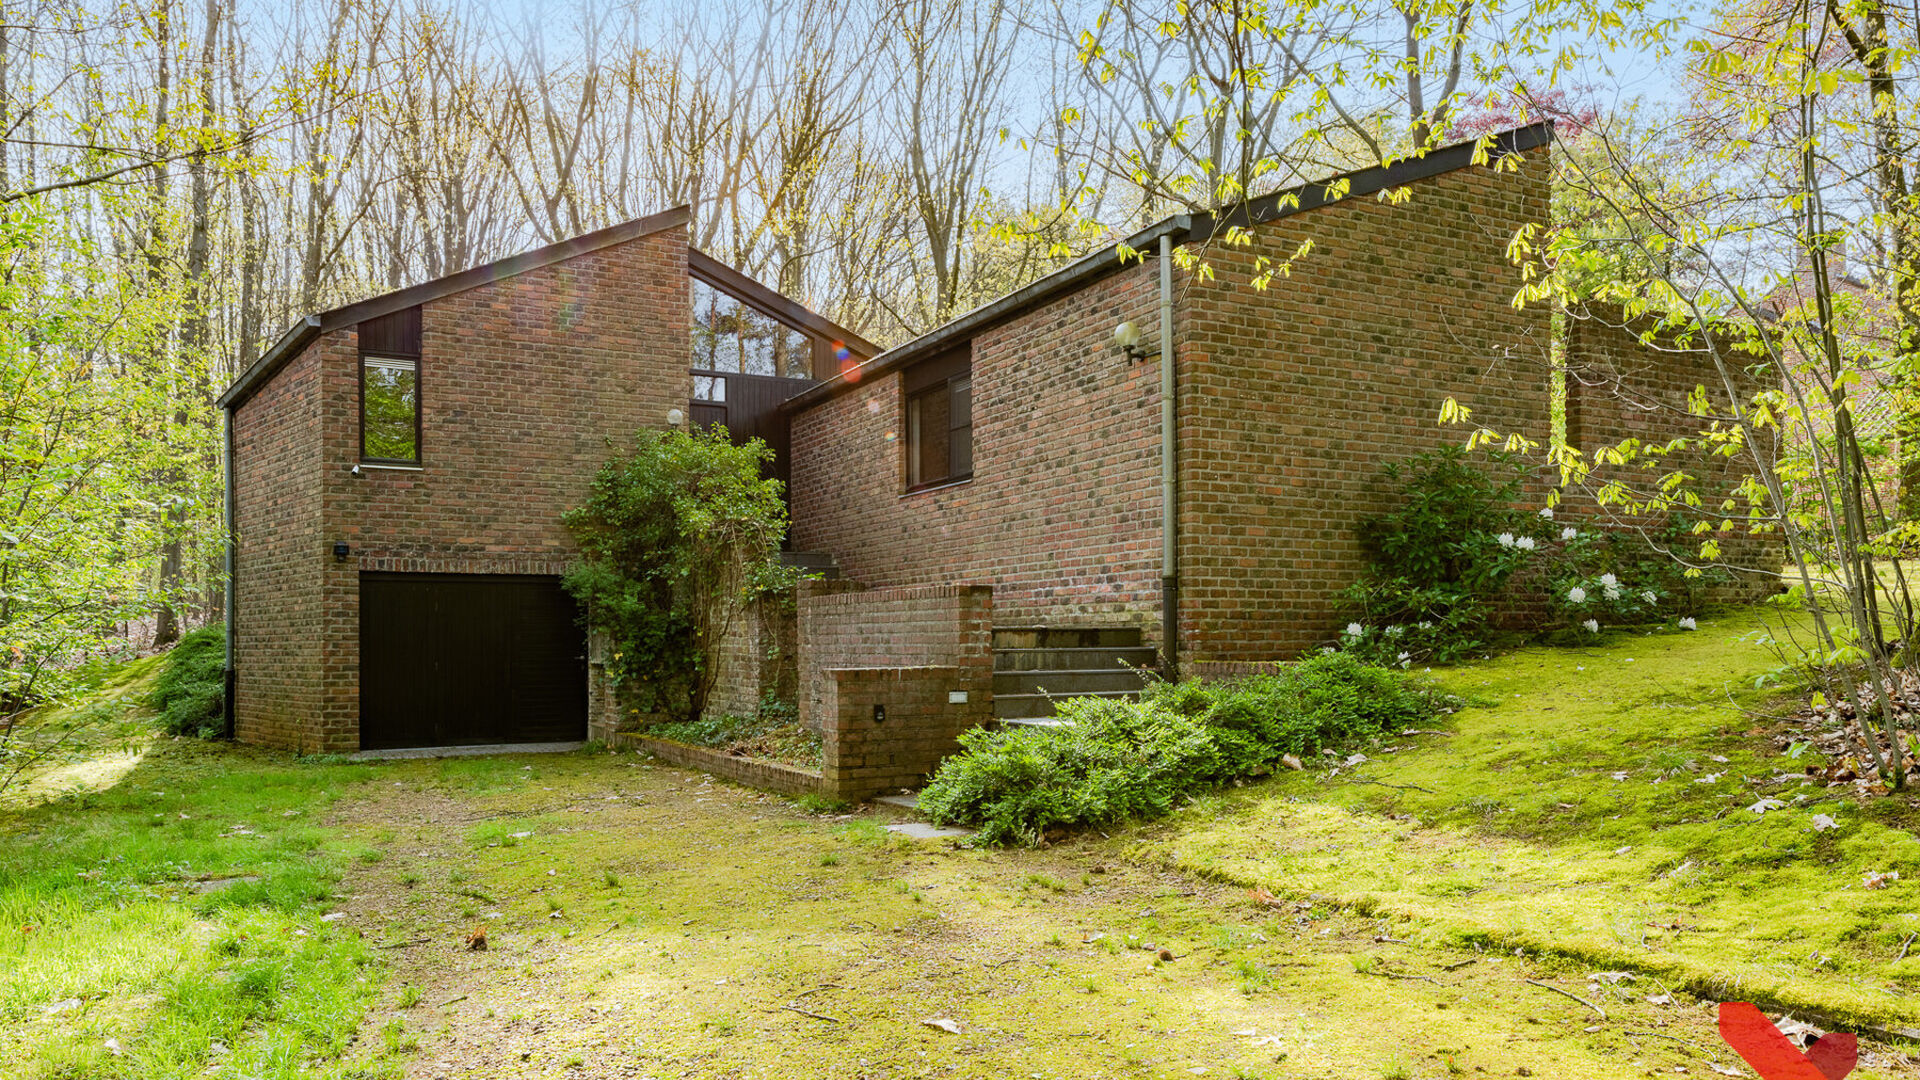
1140 605 1920 1032
0 663 386 1080
4 606 1919 1079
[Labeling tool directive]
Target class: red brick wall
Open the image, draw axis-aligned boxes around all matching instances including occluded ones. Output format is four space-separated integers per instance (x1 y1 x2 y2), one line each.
789 152 1553 665
1175 152 1554 661
796 582 993 734
233 224 692 751
231 344 325 750
1564 310 1780 600
789 264 1167 639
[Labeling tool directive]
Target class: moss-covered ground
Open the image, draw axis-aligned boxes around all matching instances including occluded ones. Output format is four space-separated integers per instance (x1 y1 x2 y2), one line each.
1141 606 1920 1036
7 607 1920 1078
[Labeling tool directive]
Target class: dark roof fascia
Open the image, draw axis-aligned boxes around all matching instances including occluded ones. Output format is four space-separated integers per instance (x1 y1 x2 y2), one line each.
780 121 1556 416
1189 121 1553 237
688 248 881 359
218 205 693 410
779 214 1194 414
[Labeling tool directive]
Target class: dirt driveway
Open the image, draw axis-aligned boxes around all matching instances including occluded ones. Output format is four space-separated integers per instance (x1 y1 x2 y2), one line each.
325 750 1901 1079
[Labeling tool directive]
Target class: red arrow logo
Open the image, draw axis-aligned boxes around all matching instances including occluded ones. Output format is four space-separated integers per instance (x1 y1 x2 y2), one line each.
1718 1002 1857 1080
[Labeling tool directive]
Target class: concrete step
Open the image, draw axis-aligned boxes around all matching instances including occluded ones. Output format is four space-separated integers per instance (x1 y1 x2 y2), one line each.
993 646 1158 672
991 626 1142 650
992 668 1154 696
780 550 841 579
993 689 1140 720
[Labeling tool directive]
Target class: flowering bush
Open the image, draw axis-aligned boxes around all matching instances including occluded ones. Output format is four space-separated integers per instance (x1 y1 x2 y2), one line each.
1337 449 1715 663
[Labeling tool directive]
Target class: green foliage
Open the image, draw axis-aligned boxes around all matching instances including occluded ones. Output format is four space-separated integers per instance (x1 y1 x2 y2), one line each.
919 654 1449 845
563 428 795 722
150 625 227 739
641 704 823 769
1340 449 1710 663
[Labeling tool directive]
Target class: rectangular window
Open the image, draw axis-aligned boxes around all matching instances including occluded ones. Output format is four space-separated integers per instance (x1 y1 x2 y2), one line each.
693 374 727 402
905 352 972 491
362 357 420 462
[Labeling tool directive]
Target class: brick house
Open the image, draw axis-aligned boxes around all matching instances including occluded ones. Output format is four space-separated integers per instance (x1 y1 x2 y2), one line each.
221 121 1750 759
217 208 875 753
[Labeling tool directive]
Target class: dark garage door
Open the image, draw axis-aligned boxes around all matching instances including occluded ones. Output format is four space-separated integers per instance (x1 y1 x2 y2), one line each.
360 573 587 750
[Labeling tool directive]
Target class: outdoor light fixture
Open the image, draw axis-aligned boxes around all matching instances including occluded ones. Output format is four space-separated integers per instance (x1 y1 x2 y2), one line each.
332 541 351 562
1112 320 1147 361
666 407 685 427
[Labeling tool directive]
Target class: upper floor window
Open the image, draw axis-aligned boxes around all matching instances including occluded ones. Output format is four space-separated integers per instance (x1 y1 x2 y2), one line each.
362 358 419 462
690 276 813 379
905 348 972 491
360 306 422 463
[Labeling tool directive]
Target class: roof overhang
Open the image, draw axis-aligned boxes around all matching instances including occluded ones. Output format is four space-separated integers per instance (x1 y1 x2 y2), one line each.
218 205 693 411
781 122 1554 415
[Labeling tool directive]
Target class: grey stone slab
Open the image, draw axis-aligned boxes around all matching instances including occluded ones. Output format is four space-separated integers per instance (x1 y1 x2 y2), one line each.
350 741 586 761
884 822 975 840
874 793 920 810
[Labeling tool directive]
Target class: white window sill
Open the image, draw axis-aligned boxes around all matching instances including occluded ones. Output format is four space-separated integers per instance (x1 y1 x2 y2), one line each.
356 463 423 473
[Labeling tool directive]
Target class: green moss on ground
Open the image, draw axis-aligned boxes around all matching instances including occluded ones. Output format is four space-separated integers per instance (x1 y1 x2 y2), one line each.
1141 607 1920 1032
0 672 386 1079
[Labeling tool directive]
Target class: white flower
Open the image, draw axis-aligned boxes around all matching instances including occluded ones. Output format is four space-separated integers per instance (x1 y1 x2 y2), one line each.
1397 651 1412 668
1383 624 1403 637
1515 536 1537 551
1583 618 1601 633
1561 526 1579 540
1641 591 1658 605
1538 506 1554 519
1417 621 1433 630
1677 617 1697 630
1567 586 1588 604
1496 532 1516 548
1599 573 1617 587
1604 584 1622 601
1345 622 1366 638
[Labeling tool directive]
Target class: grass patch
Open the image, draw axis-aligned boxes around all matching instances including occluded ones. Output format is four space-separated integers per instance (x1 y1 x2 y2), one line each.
1146 605 1920 1029
0 668 386 1079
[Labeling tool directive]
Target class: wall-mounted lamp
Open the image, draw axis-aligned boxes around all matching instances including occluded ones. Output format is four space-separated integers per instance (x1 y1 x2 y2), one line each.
349 464 363 478
666 407 685 428
1113 321 1148 361
332 541 351 563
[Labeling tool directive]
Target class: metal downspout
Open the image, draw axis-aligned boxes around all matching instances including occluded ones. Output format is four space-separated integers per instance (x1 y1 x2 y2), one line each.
1158 232 1179 682
222 405 236 738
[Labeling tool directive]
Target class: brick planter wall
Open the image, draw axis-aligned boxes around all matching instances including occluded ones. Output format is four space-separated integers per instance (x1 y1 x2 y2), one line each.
796 582 993 734
610 733 823 796
818 665 991 800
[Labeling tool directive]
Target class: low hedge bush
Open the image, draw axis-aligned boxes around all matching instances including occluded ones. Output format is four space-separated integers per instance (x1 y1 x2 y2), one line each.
919 652 1450 845
151 624 227 739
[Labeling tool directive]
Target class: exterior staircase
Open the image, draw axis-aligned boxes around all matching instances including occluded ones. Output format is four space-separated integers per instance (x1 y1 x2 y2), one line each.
991 627 1157 725
780 550 841 579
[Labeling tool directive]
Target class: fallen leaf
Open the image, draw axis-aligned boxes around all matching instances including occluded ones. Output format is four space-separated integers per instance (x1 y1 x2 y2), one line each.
42 997 80 1016
923 1018 962 1034
1811 814 1839 832
1748 798 1786 815
1281 754 1303 771
103 1038 121 1057
1865 870 1900 890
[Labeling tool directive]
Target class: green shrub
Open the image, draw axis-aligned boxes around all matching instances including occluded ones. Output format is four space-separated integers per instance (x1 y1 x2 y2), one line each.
150 624 227 739
919 655 1449 845
563 427 795 722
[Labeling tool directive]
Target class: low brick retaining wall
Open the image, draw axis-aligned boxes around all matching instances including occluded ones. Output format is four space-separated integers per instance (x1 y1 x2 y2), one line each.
610 733 823 796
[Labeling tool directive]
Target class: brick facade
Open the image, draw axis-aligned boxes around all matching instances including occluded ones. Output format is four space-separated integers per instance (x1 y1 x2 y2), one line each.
1564 310 1781 601
789 264 1167 641
231 345 326 750
788 148 1555 666
232 223 691 752
1175 153 1554 660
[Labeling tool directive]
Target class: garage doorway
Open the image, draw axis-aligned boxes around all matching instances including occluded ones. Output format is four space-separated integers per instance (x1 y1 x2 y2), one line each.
359 573 587 750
